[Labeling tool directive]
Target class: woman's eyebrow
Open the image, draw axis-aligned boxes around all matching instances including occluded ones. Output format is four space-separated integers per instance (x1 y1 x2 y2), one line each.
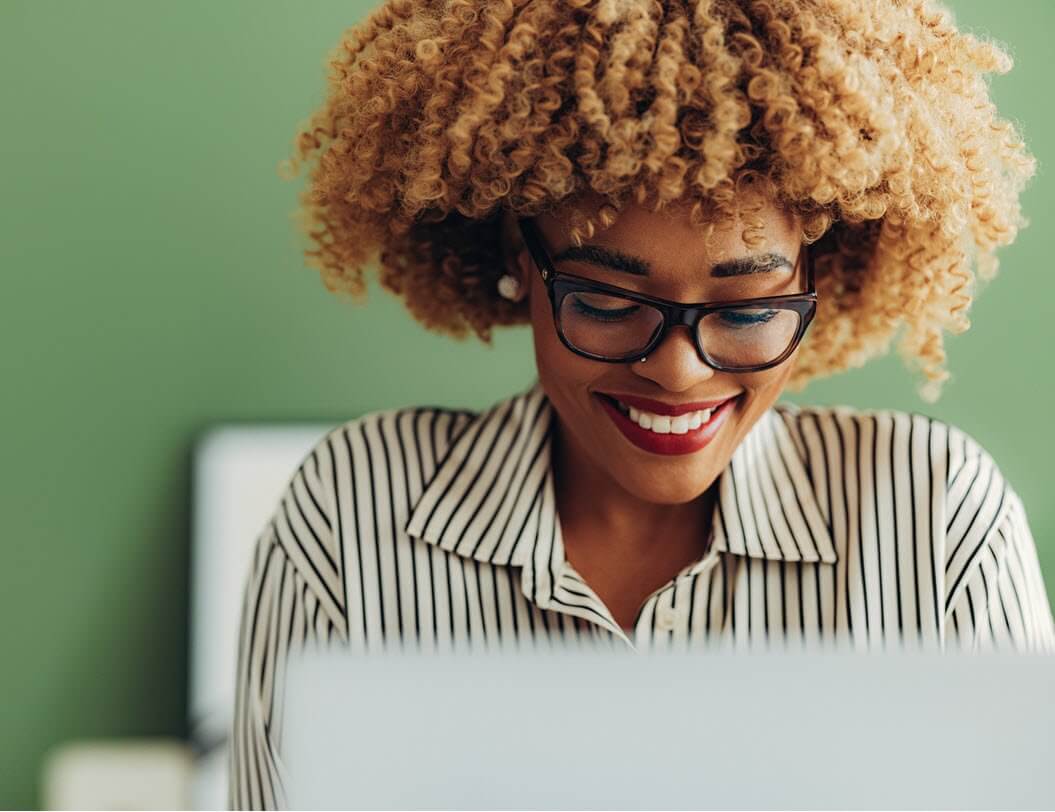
551 244 792 277
552 244 650 276
710 252 794 277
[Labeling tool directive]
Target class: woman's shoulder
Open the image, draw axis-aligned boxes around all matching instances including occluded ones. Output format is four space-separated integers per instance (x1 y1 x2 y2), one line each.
263 402 484 511
256 401 483 615
307 382 544 477
771 400 1015 511
321 401 479 449
300 401 482 491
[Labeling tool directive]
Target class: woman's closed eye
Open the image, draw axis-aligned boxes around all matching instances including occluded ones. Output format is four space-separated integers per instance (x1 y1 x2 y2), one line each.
569 296 640 322
716 308 779 329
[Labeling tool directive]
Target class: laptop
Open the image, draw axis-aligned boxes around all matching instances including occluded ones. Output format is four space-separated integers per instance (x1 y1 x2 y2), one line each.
282 641 1054 809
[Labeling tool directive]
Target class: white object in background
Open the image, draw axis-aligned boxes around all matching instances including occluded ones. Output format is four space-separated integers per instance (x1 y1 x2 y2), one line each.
189 743 229 812
189 421 338 810
41 739 193 810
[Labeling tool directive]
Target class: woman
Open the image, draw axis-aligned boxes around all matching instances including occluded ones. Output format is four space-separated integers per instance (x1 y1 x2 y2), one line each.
231 0 1054 807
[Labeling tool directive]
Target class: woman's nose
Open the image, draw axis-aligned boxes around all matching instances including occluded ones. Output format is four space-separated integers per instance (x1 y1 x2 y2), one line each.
629 323 716 390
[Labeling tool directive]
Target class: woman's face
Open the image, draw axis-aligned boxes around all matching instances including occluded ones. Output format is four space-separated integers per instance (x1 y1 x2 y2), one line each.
503 191 808 506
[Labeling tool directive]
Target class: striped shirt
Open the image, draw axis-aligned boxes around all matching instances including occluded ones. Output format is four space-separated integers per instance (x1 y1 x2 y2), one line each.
229 377 1055 809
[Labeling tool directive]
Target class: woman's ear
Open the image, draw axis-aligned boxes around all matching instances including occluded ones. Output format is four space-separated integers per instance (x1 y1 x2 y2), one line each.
498 210 530 302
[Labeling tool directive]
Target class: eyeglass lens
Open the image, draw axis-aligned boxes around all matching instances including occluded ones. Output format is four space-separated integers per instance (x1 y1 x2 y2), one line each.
558 290 801 367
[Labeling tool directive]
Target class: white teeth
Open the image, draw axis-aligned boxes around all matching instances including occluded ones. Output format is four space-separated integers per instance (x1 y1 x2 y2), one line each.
621 400 716 434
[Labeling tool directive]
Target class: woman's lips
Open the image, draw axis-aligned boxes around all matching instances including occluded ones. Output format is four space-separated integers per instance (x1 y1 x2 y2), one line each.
595 392 739 456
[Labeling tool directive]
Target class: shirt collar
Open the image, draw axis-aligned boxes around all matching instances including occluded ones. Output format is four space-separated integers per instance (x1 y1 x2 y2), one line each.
404 378 837 588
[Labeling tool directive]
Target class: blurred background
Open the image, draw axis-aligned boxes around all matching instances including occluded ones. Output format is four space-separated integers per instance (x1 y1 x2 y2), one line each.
2 0 1053 807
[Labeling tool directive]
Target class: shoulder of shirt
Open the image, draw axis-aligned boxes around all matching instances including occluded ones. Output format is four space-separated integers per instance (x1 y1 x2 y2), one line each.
297 399 481 504
295 402 479 509
258 401 480 626
321 401 481 455
772 399 1019 534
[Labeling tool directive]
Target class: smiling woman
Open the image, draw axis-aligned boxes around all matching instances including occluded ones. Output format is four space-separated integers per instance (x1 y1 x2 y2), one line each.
231 1 1054 808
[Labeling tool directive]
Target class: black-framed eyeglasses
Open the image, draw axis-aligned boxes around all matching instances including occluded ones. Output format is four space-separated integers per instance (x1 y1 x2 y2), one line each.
516 217 817 373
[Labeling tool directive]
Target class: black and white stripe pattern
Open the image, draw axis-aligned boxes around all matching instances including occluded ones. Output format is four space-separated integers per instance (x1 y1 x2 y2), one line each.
230 378 1054 809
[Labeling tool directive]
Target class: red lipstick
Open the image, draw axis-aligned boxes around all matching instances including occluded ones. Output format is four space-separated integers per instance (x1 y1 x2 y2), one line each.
594 392 740 456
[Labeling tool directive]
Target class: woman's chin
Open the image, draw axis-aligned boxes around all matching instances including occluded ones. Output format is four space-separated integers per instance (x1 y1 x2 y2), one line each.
608 467 714 507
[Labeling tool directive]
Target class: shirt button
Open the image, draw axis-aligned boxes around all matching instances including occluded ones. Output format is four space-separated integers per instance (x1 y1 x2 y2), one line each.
656 606 679 631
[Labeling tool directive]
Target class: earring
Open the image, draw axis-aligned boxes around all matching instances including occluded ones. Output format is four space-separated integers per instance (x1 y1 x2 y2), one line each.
640 356 647 363
497 274 521 301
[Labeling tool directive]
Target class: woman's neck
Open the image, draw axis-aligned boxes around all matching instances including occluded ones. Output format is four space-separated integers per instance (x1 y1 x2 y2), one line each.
552 421 717 615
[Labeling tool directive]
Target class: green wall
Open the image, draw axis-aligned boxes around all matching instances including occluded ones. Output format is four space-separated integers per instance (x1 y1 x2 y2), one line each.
2 2 1052 807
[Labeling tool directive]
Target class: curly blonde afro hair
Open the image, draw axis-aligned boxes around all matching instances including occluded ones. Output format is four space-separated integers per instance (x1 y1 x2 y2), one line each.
280 0 1035 402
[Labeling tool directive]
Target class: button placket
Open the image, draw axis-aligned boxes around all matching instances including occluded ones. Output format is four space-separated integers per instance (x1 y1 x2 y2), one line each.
655 605 679 631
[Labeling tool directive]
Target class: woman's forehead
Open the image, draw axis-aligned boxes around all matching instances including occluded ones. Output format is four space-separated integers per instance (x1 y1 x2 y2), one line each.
542 192 802 256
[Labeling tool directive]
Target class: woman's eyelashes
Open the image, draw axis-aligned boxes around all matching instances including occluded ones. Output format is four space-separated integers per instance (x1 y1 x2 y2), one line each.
570 298 639 321
718 309 779 327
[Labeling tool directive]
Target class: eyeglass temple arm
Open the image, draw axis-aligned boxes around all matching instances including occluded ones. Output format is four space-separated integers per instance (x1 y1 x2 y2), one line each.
517 217 555 282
